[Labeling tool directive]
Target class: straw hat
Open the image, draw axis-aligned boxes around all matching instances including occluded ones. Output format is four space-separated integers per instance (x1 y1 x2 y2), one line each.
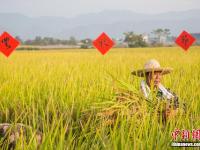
131 59 173 77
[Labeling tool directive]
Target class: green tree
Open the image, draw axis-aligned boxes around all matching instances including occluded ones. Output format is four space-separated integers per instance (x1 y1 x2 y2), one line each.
124 32 147 48
68 36 77 45
34 36 42 45
80 38 92 49
163 29 171 37
152 28 171 44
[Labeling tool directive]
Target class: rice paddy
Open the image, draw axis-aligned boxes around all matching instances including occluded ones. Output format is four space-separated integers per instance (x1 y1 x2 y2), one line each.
0 46 200 149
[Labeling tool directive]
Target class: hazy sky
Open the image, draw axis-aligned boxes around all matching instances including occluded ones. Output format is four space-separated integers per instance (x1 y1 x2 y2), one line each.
0 0 200 17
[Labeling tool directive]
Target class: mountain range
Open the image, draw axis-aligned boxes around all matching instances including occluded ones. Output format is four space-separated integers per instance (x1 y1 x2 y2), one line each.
0 9 200 40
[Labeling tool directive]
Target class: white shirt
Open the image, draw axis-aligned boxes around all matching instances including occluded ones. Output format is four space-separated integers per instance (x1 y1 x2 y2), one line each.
140 80 174 100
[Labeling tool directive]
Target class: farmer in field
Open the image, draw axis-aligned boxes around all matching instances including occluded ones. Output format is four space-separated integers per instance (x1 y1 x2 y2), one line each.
131 59 179 120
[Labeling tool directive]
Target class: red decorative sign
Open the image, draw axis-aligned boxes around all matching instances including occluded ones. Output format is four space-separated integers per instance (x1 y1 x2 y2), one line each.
175 31 196 51
93 32 114 55
0 32 20 57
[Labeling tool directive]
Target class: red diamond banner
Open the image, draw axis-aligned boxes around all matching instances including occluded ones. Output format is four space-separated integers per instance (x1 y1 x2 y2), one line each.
175 31 196 51
93 32 114 55
0 32 20 57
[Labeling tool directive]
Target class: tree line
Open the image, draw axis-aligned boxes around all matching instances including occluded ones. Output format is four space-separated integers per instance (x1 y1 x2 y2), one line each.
16 28 173 48
16 36 77 46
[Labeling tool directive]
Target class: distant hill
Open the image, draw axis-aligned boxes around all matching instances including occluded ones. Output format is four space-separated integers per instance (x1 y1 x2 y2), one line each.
0 9 200 40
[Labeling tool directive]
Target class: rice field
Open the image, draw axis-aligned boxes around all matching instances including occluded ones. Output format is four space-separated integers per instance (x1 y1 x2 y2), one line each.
0 46 200 149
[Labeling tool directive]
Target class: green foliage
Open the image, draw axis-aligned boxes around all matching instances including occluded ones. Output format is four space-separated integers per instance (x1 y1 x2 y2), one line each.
124 32 147 48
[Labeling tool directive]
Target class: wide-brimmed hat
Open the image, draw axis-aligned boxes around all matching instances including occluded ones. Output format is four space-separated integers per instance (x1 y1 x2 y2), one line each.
131 59 173 77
